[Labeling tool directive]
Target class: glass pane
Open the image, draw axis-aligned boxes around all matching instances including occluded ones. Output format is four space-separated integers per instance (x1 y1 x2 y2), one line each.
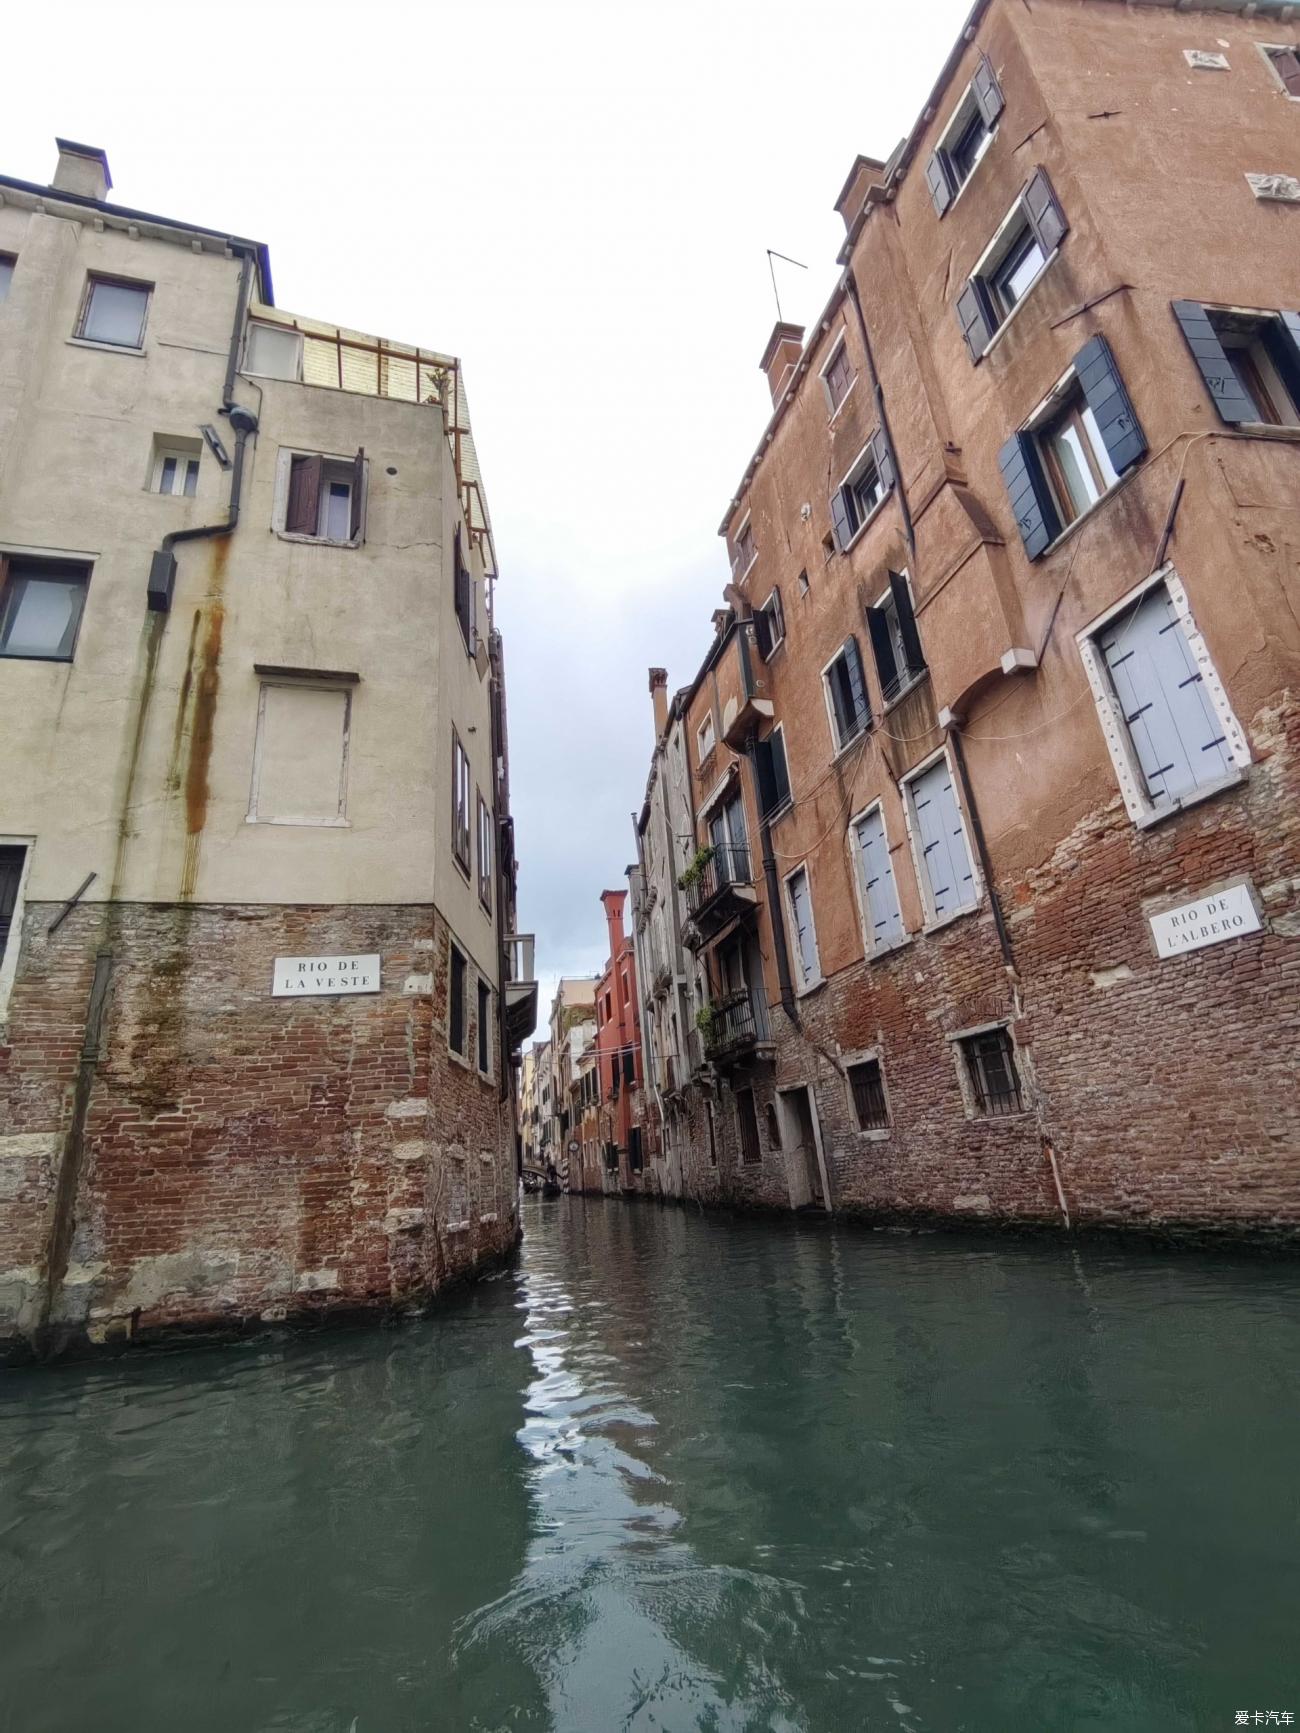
0 575 85 658
184 459 199 498
0 257 13 301
996 234 1045 310
83 280 148 346
159 457 177 495
1049 422 1100 516
246 323 302 380
324 482 351 541
1080 406 1120 488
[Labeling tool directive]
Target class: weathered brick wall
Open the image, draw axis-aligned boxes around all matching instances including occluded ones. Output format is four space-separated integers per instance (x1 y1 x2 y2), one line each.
0 900 518 1357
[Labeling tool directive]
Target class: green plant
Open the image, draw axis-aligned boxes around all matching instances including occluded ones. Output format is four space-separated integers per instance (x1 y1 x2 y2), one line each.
678 845 715 892
694 1004 717 1041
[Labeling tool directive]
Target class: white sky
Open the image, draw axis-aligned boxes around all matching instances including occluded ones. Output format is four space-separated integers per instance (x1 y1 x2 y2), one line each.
5 0 974 1026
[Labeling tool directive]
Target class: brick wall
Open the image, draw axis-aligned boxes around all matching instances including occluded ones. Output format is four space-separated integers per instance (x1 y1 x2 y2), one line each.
0 899 519 1358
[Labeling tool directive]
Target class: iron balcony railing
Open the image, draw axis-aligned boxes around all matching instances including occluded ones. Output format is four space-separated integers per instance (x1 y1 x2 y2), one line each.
702 989 761 1064
684 846 754 924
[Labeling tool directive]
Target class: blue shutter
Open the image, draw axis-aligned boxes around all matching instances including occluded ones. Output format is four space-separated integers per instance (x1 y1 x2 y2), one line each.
998 432 1059 559
830 486 854 551
855 808 905 951
1023 167 1068 256
911 757 976 920
890 570 926 680
788 869 819 985
972 54 1005 127
926 151 954 217
1074 334 1147 475
1098 585 1234 808
956 279 996 361
1172 301 1256 424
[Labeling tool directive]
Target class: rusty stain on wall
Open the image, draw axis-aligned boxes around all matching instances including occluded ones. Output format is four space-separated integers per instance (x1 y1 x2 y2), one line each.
179 539 229 901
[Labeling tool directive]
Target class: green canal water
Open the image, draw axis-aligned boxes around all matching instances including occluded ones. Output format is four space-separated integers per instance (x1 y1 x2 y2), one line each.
2 1198 1299 1733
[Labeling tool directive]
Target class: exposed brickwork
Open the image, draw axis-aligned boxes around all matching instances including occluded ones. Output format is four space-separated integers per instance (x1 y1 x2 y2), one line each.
0 900 518 1358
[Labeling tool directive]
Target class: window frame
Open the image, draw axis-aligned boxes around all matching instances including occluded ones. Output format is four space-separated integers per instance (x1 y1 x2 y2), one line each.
246 676 354 827
243 319 303 381
151 445 201 499
273 448 367 546
451 730 472 875
696 711 717 763
821 638 872 755
75 273 152 351
476 791 494 912
833 442 887 553
1076 565 1251 829
868 569 928 707
448 940 468 1059
0 254 16 302
783 861 823 994
731 514 756 580
843 1050 891 1135
755 723 792 823
0 838 34 1027
477 975 492 1076
901 745 982 931
950 1022 1028 1120
927 54 1004 215
958 172 1066 362
1260 41 1300 99
848 799 909 959
756 586 785 660
0 553 92 665
818 334 856 417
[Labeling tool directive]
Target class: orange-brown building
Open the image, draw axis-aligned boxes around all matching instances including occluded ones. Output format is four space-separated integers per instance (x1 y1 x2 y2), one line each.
646 0 1300 1237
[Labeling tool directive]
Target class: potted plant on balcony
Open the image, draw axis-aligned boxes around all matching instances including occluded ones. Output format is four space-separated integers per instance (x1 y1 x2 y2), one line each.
695 1004 718 1047
678 845 714 893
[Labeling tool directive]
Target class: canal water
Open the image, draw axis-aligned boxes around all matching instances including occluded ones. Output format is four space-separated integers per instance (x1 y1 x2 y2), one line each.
2 1200 1298 1733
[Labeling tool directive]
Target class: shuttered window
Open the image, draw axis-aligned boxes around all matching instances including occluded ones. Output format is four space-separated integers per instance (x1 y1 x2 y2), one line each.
830 430 895 552
955 168 1066 361
1265 44 1300 97
824 637 872 750
1173 302 1300 427
453 528 476 653
1095 582 1235 812
755 729 791 820
753 587 785 660
786 866 821 989
282 449 366 542
0 845 26 965
906 755 977 923
822 341 854 412
853 806 906 954
867 570 927 703
926 54 1005 216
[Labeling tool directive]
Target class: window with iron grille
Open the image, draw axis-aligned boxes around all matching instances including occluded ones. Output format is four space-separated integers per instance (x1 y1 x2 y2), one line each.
847 1058 889 1131
960 1027 1025 1117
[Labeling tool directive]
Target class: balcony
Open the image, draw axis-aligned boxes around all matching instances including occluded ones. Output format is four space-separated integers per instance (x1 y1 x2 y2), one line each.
682 847 758 945
504 933 539 1053
701 989 766 1067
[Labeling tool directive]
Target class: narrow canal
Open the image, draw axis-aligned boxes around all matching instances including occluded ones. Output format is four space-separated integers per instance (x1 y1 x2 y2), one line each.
3 1199 1298 1733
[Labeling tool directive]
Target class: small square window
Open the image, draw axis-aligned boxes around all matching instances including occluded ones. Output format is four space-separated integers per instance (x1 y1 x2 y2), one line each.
0 558 91 662
245 321 302 380
152 443 201 498
847 1058 889 1130
279 450 366 544
797 570 810 597
78 276 151 348
0 255 15 301
959 1028 1025 1117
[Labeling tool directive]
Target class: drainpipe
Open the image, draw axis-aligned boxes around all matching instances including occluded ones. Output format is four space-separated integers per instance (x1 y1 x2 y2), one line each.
947 723 1014 972
843 266 916 558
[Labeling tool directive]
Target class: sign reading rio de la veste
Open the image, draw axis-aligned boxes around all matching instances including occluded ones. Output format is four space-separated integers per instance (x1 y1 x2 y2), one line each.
272 955 381 997
1148 884 1261 960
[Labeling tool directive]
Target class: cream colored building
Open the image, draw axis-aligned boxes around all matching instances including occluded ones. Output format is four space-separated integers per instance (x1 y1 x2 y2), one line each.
0 142 536 1356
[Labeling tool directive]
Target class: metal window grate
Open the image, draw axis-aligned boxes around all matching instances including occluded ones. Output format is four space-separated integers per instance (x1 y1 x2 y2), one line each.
848 1060 889 1130
962 1029 1024 1117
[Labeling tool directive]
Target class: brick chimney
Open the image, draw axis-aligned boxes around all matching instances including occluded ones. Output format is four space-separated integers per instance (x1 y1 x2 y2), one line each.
760 322 804 406
52 139 112 203
649 667 668 739
833 153 889 233
600 889 627 961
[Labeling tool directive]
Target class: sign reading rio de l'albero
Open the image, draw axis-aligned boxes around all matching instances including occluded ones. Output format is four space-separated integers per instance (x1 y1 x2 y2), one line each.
272 955 381 997
1148 883 1261 960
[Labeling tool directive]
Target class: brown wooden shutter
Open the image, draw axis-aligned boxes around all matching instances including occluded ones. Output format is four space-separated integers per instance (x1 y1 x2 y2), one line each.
1274 47 1300 96
349 448 365 541
1023 167 1068 256
955 279 996 361
285 454 322 535
971 54 1005 127
925 151 954 217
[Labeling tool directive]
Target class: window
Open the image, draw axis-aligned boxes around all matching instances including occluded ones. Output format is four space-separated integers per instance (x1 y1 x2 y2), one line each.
248 677 353 825
0 557 90 662
797 570 810 598
452 732 471 872
706 1100 718 1166
753 587 785 659
823 637 871 751
736 1087 761 1164
280 450 366 544
851 804 906 955
453 528 477 654
1082 576 1244 821
847 1058 889 1131
1262 43 1300 98
477 794 493 910
998 335 1146 557
477 978 492 1074
0 846 26 970
77 276 150 348
706 791 750 886
754 727 791 820
1173 303 1300 427
764 1102 781 1149
152 444 200 498
244 320 302 380
0 255 14 301
904 753 978 924
785 865 821 991
732 519 756 577
621 969 631 1004
926 54 1005 214
820 339 855 414
955 169 1067 360
697 712 716 762
449 944 467 1057
959 1027 1025 1117
867 571 927 704
830 432 894 552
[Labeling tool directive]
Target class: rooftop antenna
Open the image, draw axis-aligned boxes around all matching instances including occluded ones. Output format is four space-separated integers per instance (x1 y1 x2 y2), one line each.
766 249 808 323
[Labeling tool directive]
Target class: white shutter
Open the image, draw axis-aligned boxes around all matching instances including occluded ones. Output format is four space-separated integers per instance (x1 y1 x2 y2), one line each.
788 869 819 985
910 757 976 919
854 808 905 950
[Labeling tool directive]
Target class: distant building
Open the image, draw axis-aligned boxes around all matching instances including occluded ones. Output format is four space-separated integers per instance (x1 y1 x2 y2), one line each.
0 142 536 1357
546 978 597 1189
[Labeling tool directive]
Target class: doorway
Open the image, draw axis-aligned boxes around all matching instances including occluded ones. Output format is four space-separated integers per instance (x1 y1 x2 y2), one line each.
777 1085 830 1212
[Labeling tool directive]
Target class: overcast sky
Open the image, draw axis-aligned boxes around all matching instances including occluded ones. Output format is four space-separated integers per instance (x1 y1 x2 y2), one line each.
5 0 973 1026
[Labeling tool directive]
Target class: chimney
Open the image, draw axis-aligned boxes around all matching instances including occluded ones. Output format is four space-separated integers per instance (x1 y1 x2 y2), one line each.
600 889 627 962
833 153 889 234
52 139 112 203
759 321 804 406
649 667 668 739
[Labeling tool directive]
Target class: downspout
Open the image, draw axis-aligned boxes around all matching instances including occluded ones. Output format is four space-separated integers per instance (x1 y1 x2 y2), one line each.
843 265 916 558
947 723 1015 973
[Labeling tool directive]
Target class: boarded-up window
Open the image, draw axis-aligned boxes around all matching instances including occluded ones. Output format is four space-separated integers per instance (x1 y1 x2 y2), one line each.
249 681 351 824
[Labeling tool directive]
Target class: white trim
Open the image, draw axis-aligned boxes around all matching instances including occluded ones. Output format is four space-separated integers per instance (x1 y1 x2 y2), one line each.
247 678 353 827
977 248 1059 361
0 836 35 1030
758 585 785 657
782 860 823 994
150 443 202 497
847 799 910 961
1258 40 1300 100
900 743 983 930
696 711 717 763
1076 563 1251 827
